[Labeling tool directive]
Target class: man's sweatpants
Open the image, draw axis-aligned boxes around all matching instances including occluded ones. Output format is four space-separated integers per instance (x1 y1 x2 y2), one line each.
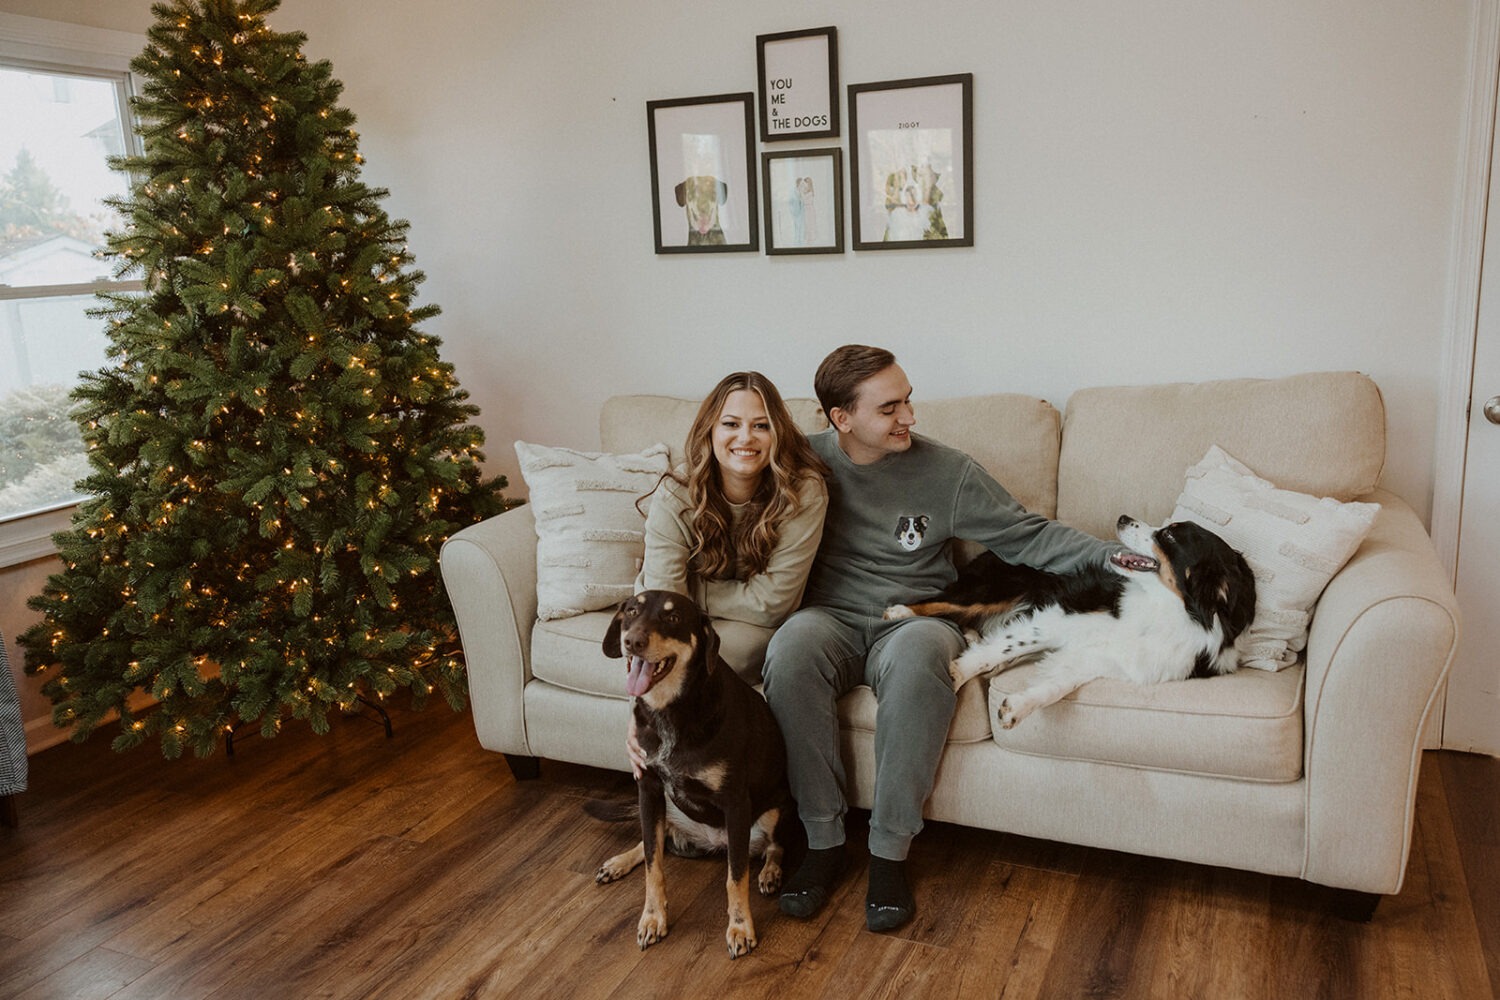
761 605 965 862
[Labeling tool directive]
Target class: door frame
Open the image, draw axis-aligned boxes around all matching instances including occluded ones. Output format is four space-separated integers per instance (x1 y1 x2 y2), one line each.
1432 0 1500 747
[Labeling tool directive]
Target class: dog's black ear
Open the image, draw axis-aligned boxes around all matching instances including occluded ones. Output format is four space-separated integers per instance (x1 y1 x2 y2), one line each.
674 181 688 207
699 617 722 673
714 180 727 204
602 602 627 658
1221 556 1258 638
1181 558 1255 639
916 515 929 531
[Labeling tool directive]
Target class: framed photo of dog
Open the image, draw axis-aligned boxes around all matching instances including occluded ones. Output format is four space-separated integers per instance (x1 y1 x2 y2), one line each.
647 93 759 254
848 73 974 251
756 26 839 142
762 148 844 255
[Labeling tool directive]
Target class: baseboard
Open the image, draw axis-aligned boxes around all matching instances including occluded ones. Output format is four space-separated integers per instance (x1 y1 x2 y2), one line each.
25 715 72 755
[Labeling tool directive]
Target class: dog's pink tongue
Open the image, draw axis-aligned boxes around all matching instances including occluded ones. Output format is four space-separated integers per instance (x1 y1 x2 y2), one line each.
1111 551 1160 573
626 655 654 697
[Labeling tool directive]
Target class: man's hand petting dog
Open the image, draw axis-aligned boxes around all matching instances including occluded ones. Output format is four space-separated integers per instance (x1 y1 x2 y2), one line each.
594 590 792 958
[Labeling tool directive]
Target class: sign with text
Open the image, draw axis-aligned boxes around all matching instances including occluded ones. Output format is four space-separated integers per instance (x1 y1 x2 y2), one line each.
756 26 839 142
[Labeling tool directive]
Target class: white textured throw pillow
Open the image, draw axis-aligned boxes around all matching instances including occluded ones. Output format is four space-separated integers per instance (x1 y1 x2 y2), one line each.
1171 445 1379 671
515 441 670 620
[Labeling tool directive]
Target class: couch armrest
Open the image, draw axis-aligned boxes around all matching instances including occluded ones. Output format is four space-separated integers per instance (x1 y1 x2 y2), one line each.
440 504 538 757
1300 489 1460 893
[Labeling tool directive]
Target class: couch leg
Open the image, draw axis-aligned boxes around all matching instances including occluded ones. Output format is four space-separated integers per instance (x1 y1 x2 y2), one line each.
0 794 16 829
1327 888 1381 923
504 754 541 781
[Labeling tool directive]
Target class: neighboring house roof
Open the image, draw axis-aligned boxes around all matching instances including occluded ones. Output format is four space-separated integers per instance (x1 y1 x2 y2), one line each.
0 234 106 286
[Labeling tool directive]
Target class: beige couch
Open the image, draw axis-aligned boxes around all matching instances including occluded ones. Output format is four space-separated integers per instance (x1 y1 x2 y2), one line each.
441 372 1459 901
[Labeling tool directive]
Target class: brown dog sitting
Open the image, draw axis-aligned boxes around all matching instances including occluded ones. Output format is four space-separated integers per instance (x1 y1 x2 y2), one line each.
595 590 790 958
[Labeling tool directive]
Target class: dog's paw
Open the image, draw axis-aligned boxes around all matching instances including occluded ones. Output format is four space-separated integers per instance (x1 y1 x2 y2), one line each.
883 604 915 621
995 695 1028 730
637 905 669 950
595 848 639 884
757 858 783 896
946 659 966 691
726 918 758 959
949 648 994 689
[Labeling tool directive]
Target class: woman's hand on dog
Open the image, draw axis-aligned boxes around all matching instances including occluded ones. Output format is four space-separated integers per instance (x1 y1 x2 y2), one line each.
626 717 647 779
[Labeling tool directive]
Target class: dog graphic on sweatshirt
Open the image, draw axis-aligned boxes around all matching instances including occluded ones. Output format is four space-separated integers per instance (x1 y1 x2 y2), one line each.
895 515 929 551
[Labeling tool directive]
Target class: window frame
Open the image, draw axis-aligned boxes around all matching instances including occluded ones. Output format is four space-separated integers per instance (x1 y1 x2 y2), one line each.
0 13 145 568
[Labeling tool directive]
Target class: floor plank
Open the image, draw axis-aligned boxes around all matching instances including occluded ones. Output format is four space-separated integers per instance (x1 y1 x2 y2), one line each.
11 947 153 1000
1441 750 1500 1000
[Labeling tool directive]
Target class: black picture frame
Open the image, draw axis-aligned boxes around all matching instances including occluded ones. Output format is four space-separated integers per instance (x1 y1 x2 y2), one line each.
761 147 844 255
647 92 759 253
757 26 839 142
848 73 974 250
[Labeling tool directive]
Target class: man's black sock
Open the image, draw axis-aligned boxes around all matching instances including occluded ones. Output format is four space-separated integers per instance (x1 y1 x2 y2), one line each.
866 855 915 931
779 845 848 918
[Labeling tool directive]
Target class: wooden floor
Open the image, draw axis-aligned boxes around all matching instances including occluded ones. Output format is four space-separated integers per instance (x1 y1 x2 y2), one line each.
1 701 1496 1000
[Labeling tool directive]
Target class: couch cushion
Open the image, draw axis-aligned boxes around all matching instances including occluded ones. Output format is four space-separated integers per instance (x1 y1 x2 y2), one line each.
531 610 777 698
913 393 1062 519
532 611 995 745
601 391 1061 519
986 664 1305 782
601 394 828 466
1056 372 1385 539
837 678 994 745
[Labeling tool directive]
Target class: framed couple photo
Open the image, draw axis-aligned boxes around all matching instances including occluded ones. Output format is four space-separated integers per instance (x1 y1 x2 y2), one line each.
848 73 974 251
761 148 844 255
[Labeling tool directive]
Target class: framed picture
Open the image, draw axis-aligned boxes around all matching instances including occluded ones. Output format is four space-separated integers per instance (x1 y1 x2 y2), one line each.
756 26 839 142
647 92 759 253
762 148 844 255
848 73 973 250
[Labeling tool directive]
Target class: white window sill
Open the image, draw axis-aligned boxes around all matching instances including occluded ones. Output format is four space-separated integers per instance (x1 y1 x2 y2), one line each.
0 505 74 570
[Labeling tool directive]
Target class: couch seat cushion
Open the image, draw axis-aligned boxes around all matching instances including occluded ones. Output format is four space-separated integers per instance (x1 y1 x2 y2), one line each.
531 612 776 698
986 664 1305 782
836 677 994 745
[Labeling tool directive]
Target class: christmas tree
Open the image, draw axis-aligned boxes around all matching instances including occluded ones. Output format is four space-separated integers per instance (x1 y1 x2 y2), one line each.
19 0 511 758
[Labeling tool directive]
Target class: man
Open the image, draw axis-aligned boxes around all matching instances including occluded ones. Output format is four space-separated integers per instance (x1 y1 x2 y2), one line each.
763 345 1119 931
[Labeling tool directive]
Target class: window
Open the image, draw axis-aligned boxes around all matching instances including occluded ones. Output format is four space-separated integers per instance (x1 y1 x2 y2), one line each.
0 14 143 566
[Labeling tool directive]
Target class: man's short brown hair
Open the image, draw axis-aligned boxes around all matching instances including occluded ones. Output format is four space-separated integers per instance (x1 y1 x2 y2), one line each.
814 345 897 416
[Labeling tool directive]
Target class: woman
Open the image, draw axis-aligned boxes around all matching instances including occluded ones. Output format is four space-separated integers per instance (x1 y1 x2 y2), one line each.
635 371 828 627
626 372 827 775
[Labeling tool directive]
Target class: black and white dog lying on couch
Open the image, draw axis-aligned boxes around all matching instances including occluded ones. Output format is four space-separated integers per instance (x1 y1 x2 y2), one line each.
885 516 1256 729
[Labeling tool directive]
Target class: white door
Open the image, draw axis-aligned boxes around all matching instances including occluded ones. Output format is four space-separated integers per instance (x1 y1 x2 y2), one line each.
1445 82 1500 753
1447 362 1500 753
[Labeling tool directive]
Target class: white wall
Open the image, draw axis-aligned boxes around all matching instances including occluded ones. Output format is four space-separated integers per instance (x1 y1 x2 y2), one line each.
274 0 1470 519
0 0 1478 749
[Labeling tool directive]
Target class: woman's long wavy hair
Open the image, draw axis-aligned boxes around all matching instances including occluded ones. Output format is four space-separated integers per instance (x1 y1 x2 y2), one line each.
656 372 827 581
